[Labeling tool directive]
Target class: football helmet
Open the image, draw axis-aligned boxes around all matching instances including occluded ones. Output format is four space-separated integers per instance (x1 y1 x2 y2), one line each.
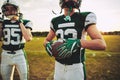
59 0 82 8
1 0 20 18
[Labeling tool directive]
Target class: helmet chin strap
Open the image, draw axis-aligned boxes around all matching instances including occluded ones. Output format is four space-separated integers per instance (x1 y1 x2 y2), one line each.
64 7 72 21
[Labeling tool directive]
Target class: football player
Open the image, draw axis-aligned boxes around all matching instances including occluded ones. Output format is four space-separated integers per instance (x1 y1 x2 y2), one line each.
44 0 106 80
0 0 33 80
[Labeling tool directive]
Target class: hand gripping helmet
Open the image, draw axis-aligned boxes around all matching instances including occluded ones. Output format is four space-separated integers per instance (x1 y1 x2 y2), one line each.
59 0 82 9
1 0 20 17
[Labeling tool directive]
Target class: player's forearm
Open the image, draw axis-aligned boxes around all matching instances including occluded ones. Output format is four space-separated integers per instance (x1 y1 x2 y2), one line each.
43 30 56 47
19 23 32 41
44 36 54 47
81 39 106 50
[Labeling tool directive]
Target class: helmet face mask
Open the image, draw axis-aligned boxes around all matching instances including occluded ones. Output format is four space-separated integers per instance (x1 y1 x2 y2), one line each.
1 0 19 19
2 5 18 16
59 0 82 9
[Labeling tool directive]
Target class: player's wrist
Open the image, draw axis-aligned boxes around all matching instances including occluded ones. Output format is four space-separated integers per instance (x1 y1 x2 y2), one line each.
46 41 53 46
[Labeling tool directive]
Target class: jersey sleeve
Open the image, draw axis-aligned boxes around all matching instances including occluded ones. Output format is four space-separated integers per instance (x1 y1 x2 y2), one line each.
84 12 97 30
23 20 33 30
50 21 55 32
50 18 56 32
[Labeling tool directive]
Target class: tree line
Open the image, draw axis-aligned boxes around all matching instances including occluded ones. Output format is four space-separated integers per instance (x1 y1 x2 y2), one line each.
32 31 120 37
101 31 120 35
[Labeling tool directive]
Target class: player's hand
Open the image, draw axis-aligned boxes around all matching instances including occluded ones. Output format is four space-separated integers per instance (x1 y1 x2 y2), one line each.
57 47 72 59
45 41 53 57
65 38 81 53
10 15 19 21
57 38 81 58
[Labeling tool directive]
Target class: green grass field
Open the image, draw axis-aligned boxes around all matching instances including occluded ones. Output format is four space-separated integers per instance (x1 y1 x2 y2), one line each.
0 35 120 80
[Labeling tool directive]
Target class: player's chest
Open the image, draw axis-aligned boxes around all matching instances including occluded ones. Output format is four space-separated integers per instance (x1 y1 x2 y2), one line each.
3 23 22 37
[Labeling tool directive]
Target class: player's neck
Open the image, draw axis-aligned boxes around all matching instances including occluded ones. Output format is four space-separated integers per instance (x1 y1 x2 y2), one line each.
64 8 75 16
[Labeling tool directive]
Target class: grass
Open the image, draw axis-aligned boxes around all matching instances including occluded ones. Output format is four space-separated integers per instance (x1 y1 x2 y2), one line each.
86 52 120 80
0 35 120 80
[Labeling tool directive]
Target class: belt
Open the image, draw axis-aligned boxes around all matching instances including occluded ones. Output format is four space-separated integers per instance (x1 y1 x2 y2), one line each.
7 51 16 54
63 62 80 65
57 59 81 65
4 49 22 54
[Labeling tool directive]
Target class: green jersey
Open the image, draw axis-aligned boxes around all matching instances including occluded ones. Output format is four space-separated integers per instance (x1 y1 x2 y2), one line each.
2 20 32 51
50 12 96 64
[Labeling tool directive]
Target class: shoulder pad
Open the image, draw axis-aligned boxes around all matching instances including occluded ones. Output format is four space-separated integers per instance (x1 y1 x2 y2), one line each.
80 12 93 17
22 19 31 25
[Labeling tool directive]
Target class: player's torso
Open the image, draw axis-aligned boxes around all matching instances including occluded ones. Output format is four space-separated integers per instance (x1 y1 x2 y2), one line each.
51 12 88 64
2 20 24 51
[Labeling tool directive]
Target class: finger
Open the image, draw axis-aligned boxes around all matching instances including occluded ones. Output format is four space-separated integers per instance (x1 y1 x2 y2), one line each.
71 42 77 52
58 48 68 57
64 51 72 57
46 43 52 50
57 45 66 52
57 43 66 50
46 47 52 56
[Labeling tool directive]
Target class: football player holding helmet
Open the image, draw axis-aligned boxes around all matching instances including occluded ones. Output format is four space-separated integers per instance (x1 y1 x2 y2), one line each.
44 0 106 80
0 0 33 80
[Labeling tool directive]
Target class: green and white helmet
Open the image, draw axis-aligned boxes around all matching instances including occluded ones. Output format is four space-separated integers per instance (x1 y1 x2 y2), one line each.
59 0 82 8
1 0 20 17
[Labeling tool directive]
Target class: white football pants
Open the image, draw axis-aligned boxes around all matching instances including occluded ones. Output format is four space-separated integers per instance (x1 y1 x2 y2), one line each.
54 61 85 80
1 49 29 80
